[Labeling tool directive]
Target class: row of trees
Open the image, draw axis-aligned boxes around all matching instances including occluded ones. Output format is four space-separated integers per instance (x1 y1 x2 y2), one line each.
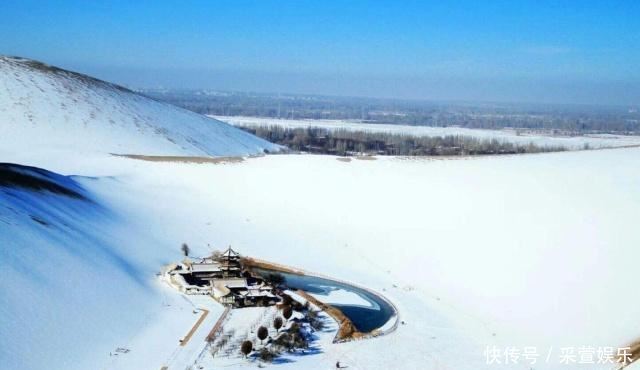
240 125 567 156
239 296 318 361
145 89 640 134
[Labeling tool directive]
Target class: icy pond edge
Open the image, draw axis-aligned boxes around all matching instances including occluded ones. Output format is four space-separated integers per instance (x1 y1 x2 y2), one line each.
242 257 400 343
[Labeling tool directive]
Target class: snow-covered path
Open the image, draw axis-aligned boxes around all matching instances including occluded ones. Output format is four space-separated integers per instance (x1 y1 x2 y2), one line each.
103 282 225 370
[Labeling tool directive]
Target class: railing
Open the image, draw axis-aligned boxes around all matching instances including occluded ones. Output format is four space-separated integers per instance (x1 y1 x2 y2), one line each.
206 306 231 342
244 257 400 343
191 305 232 368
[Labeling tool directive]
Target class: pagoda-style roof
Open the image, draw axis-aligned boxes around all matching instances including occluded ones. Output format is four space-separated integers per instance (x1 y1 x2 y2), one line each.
220 246 241 260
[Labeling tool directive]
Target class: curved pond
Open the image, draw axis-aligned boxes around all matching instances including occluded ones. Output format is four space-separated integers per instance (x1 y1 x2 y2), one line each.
254 269 395 333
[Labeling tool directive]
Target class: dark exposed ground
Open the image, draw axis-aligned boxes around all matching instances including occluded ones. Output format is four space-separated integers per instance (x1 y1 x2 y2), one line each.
0 163 86 199
111 154 246 164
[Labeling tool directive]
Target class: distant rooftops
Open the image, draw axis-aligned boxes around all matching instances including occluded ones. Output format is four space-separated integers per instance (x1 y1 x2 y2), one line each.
190 264 222 273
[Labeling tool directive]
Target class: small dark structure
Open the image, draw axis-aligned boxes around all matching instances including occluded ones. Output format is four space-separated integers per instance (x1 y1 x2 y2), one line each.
166 246 278 307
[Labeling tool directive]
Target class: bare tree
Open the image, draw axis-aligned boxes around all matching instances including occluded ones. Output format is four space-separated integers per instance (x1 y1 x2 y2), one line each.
280 294 293 306
181 243 190 257
239 125 566 157
273 317 283 333
259 347 276 362
257 326 268 344
240 340 253 358
283 306 293 321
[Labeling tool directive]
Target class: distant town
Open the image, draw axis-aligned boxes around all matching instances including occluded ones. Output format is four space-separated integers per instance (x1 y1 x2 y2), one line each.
142 89 640 135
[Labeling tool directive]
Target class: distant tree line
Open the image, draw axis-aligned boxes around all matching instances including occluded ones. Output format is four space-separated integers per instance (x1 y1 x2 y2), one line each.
239 125 567 156
144 89 640 134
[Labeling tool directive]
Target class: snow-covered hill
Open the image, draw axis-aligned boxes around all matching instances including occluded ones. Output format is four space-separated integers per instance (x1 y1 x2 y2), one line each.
0 56 279 157
0 164 146 370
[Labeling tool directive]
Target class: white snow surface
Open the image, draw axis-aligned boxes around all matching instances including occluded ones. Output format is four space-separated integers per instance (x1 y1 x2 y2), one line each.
0 165 157 370
216 115 640 150
3 148 640 370
2 59 640 370
0 57 279 157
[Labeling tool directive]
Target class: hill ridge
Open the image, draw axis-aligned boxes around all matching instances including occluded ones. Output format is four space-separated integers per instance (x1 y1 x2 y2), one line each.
0 56 280 158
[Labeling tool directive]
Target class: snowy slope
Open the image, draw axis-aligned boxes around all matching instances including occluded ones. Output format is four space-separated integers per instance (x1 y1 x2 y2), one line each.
105 149 638 370
0 163 230 370
0 163 155 370
0 56 279 157
3 147 640 370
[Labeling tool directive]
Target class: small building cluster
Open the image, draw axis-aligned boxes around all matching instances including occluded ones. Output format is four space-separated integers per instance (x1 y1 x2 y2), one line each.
166 247 279 307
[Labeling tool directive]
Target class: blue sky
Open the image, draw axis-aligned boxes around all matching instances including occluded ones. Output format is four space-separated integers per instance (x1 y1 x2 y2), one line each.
1 0 638 105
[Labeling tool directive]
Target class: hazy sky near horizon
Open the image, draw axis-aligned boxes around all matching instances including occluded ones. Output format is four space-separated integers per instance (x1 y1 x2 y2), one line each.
1 0 639 105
